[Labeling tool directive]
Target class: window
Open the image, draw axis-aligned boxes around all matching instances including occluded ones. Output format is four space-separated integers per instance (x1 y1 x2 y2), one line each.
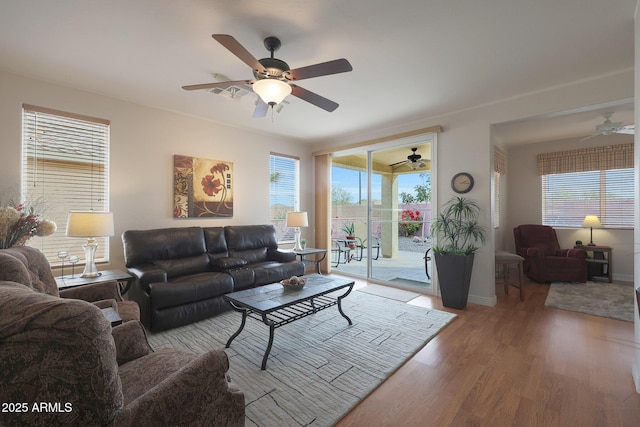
542 168 634 228
22 104 110 265
538 144 633 228
269 153 300 242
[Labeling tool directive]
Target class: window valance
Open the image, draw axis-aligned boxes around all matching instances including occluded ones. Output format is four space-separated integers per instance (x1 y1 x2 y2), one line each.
537 143 633 176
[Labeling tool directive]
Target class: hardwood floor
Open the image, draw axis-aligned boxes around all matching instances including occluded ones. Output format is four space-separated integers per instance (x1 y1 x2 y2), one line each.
336 276 640 427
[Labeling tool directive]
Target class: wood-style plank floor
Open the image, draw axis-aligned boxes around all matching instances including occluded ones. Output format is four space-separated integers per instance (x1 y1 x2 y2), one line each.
335 276 640 427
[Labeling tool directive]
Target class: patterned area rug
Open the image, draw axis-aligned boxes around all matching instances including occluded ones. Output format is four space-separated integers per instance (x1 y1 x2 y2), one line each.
358 283 421 302
545 281 634 322
148 290 456 427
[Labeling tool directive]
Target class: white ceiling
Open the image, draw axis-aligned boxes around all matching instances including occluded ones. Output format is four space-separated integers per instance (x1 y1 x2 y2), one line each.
0 0 635 144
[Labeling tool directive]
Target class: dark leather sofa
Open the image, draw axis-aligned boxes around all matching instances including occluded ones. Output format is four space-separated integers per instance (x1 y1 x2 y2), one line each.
122 225 304 332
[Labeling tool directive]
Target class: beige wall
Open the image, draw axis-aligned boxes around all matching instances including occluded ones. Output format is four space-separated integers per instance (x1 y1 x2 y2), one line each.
313 69 634 307
0 70 314 269
0 66 634 306
505 134 634 282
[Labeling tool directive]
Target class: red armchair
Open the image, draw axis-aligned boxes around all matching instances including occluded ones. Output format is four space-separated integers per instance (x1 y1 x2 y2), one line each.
513 224 587 283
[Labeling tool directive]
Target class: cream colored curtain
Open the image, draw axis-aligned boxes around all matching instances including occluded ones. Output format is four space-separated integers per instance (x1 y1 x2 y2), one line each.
314 154 332 273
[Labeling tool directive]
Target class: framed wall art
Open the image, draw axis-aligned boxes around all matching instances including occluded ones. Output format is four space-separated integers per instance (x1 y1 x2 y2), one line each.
174 154 233 218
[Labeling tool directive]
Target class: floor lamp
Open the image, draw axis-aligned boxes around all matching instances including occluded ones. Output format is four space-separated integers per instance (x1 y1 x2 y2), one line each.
287 211 308 251
66 211 114 278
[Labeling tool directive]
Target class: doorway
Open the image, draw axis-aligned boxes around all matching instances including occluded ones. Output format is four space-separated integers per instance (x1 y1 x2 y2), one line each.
330 134 435 293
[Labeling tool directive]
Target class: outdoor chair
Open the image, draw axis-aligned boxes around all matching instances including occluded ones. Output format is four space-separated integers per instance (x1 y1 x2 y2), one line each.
331 239 352 267
352 222 380 261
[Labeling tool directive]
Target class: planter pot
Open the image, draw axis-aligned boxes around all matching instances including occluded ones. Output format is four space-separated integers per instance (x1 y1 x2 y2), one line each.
434 253 475 309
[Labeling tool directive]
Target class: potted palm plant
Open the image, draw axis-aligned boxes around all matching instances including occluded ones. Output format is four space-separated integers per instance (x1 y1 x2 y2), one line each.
430 197 486 309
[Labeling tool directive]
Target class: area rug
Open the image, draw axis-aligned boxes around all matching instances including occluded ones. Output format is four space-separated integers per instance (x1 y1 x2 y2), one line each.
390 277 431 288
545 281 634 322
358 283 420 302
148 291 456 427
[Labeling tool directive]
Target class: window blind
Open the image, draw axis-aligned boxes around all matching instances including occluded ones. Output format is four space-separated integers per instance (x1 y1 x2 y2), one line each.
22 104 110 266
542 168 633 228
539 143 633 228
269 153 300 241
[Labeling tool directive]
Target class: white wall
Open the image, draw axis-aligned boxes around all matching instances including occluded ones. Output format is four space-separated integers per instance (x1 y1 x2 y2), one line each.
314 69 634 306
505 134 634 282
0 70 314 269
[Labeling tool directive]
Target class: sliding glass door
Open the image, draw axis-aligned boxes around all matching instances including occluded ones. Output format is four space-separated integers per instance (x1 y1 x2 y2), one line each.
330 134 435 293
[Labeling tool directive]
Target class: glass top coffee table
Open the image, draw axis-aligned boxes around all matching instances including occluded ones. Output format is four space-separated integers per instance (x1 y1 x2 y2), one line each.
224 274 355 370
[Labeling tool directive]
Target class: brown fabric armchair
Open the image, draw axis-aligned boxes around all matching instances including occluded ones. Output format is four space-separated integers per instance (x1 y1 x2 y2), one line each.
0 246 139 322
514 224 587 283
0 280 245 426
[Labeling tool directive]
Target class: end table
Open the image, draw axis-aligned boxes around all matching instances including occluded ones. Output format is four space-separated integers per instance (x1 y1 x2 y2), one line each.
55 269 133 295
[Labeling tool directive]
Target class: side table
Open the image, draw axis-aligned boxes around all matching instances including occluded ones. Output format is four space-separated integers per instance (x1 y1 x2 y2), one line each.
55 269 134 295
291 248 327 274
575 245 612 283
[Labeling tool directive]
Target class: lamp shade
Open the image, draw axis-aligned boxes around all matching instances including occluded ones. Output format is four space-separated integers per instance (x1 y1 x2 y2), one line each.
582 215 601 228
253 79 292 105
66 211 114 237
286 211 309 228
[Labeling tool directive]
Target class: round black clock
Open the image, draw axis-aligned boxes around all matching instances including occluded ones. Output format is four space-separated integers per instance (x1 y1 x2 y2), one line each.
451 172 474 194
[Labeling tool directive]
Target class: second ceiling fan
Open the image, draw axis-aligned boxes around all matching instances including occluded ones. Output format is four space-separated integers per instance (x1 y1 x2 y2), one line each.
182 34 353 118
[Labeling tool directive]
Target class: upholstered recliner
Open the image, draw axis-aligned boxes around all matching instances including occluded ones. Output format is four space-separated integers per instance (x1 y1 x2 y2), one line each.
0 280 245 426
514 224 587 283
0 246 139 322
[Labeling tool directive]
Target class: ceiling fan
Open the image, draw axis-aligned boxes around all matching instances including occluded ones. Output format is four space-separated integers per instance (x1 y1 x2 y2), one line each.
581 112 635 141
389 147 429 171
182 34 353 118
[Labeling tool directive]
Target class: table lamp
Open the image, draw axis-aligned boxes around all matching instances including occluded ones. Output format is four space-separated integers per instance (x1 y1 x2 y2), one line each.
582 215 601 246
66 211 114 277
287 211 308 251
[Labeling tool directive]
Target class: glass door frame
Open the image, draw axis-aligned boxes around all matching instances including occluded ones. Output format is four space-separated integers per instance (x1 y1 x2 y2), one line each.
331 132 439 296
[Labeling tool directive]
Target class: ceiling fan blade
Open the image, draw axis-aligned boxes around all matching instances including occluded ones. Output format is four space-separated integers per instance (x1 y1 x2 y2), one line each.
616 125 635 135
286 58 353 81
580 133 599 142
389 160 409 167
253 98 269 118
212 34 267 74
182 80 251 91
290 85 339 112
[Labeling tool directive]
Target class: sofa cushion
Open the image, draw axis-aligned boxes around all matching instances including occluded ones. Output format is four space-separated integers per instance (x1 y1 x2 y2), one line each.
150 272 234 309
251 261 305 287
225 225 278 251
123 227 206 267
152 254 209 279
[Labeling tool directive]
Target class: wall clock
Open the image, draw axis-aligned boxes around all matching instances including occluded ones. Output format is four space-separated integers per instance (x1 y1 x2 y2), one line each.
451 172 474 194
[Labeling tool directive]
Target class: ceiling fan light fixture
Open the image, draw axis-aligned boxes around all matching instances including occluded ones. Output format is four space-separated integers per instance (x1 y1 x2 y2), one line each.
253 79 291 105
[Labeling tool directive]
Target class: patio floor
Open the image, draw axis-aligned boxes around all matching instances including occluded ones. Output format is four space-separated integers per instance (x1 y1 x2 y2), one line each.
332 248 432 289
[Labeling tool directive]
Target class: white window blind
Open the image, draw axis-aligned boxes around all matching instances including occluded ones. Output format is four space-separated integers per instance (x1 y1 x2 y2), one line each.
269 153 300 242
542 168 634 228
22 104 111 266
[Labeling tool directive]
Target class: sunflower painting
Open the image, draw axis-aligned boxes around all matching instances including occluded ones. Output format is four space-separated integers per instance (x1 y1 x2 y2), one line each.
174 154 233 218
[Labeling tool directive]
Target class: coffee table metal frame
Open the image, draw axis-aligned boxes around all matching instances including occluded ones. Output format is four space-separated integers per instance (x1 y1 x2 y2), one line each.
224 275 354 370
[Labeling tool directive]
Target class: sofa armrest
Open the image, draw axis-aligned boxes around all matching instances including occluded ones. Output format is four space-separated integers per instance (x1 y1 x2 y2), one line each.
517 247 544 260
116 349 245 426
59 280 123 302
111 320 152 365
268 248 296 263
128 264 168 287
